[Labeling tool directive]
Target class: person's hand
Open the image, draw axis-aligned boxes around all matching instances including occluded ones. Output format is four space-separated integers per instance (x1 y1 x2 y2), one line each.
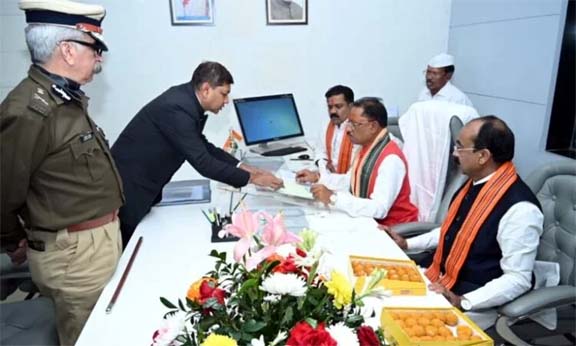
378 225 408 250
310 184 333 206
250 172 284 190
7 238 28 265
428 282 462 308
239 163 266 175
326 161 336 173
295 169 320 184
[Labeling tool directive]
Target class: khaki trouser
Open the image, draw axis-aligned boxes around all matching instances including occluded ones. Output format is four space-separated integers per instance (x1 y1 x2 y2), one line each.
26 220 122 346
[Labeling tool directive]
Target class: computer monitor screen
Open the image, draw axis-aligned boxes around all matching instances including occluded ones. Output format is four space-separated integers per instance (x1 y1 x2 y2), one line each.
233 94 305 146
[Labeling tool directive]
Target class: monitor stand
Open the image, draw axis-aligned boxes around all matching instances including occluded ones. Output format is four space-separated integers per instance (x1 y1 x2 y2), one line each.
249 142 291 155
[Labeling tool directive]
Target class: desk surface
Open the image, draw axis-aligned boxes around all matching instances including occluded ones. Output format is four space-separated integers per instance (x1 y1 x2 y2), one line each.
76 191 450 346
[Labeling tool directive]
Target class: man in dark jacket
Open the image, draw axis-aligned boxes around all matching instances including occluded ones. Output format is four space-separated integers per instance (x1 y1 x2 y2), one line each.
112 61 283 246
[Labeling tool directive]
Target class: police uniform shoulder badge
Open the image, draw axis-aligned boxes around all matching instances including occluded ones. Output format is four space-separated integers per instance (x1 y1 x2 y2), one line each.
27 87 53 117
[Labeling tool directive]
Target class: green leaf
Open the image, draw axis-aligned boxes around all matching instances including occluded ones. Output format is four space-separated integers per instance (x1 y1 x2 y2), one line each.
281 306 294 326
160 297 177 309
242 319 267 332
178 298 186 311
304 318 318 329
238 278 259 294
209 250 226 261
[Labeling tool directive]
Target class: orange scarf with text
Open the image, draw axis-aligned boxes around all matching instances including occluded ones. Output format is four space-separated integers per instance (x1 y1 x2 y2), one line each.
325 122 354 174
425 162 518 289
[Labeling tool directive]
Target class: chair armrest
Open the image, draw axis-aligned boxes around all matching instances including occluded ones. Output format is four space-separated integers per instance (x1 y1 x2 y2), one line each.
498 285 576 318
391 222 439 238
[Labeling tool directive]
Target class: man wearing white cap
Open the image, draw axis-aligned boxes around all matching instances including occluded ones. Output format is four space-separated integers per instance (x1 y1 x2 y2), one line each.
0 0 122 344
418 53 473 107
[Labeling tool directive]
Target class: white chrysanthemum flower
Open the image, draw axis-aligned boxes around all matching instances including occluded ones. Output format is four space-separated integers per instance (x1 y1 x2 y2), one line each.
327 322 359 346
263 294 281 303
260 273 307 297
152 311 186 346
250 335 265 346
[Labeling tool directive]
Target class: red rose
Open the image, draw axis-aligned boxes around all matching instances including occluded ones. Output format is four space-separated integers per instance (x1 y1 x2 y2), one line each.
199 280 226 305
357 326 380 346
287 321 337 346
296 248 307 257
273 255 299 274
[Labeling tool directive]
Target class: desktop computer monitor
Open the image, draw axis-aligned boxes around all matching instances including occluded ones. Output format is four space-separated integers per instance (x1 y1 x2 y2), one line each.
233 94 306 156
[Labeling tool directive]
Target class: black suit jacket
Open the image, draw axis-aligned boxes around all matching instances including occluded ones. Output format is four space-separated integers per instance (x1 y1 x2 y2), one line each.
111 82 249 231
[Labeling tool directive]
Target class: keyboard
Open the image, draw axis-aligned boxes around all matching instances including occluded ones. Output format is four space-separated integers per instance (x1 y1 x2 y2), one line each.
261 146 307 157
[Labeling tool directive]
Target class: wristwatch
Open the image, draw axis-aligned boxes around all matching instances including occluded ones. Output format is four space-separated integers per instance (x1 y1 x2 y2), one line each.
460 298 472 311
329 193 338 205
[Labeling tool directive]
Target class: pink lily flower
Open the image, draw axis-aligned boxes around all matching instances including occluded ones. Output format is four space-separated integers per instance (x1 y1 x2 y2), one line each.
223 210 260 263
246 213 301 270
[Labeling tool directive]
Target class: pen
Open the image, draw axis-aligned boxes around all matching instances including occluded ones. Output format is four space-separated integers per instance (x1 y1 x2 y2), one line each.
215 208 221 226
232 193 248 213
201 210 212 224
228 191 234 215
106 236 143 314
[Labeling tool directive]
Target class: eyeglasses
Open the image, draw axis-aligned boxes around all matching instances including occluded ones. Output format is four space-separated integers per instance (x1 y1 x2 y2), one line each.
453 144 477 152
348 120 375 130
63 40 103 56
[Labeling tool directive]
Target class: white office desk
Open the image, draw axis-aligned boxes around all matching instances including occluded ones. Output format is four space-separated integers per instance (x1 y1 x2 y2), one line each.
76 193 450 346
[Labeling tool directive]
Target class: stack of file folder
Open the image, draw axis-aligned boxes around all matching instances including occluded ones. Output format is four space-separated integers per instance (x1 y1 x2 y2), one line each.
158 179 211 206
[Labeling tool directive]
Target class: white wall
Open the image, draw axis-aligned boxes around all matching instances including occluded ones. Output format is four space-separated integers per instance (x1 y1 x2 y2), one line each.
1 0 451 179
448 0 573 176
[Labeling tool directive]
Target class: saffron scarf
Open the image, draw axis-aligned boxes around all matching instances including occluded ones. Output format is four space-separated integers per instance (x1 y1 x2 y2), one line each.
350 129 390 198
325 123 354 174
425 162 518 289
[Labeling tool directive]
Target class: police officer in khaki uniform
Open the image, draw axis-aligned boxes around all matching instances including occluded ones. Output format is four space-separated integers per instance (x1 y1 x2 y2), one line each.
0 1 123 344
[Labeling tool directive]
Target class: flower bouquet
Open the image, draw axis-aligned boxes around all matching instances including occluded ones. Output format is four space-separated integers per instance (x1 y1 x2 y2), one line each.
154 210 388 346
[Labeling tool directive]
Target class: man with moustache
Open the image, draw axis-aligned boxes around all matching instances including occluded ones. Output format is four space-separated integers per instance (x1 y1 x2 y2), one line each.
0 1 123 344
418 53 473 107
296 97 418 226
315 85 359 174
112 61 283 246
383 116 543 329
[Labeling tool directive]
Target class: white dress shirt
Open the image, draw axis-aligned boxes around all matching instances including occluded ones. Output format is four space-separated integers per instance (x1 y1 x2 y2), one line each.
318 154 406 219
315 120 359 174
417 81 473 107
406 173 544 329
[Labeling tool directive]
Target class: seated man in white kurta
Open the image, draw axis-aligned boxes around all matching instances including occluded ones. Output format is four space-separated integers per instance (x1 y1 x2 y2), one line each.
418 53 473 107
297 97 418 227
383 116 543 329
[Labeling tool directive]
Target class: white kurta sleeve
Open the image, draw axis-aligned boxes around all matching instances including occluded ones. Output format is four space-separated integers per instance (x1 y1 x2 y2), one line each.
463 202 543 310
318 170 351 191
329 154 405 219
406 227 441 252
314 122 328 167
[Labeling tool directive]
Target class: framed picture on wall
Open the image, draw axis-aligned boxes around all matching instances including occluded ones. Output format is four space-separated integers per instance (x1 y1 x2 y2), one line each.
266 0 308 25
170 0 214 25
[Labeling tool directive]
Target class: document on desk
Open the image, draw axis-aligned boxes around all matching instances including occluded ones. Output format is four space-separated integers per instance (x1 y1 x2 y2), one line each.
158 179 211 206
277 181 314 200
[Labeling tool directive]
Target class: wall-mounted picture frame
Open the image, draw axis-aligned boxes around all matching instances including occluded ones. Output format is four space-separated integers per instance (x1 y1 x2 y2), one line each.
266 0 308 25
170 0 214 26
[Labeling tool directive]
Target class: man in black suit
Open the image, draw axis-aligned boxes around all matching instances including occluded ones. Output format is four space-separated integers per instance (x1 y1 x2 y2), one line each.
112 61 283 246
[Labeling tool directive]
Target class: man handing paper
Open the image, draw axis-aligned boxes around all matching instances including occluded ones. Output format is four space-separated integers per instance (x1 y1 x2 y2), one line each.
296 97 418 226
